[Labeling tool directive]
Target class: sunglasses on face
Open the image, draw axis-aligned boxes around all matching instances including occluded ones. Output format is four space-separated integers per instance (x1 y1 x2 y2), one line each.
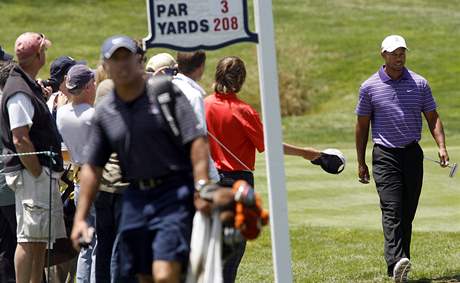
163 68 177 76
38 33 49 52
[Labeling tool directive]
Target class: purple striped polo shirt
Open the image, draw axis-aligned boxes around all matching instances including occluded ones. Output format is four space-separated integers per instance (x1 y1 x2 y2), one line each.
355 66 437 148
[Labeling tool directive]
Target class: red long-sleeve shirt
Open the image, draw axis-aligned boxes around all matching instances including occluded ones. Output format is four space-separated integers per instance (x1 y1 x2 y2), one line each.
205 92 264 171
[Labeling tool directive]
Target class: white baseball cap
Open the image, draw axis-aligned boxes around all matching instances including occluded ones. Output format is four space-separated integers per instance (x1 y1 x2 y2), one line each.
146 53 177 73
381 35 408 53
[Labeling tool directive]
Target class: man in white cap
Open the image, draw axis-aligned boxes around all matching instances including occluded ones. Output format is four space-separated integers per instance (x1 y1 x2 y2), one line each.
0 32 66 283
355 35 449 282
145 53 178 76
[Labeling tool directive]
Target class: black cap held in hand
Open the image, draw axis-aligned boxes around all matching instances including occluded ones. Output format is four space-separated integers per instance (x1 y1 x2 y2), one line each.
310 149 346 174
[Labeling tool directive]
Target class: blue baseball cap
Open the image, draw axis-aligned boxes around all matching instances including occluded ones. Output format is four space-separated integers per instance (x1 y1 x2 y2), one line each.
101 35 137 60
65 64 94 92
0 46 13 62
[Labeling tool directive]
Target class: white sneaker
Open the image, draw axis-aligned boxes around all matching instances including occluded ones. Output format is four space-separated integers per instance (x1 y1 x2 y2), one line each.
393 258 411 283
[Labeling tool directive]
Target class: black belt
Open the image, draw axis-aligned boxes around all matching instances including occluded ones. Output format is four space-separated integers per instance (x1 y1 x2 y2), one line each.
135 178 165 190
131 173 188 191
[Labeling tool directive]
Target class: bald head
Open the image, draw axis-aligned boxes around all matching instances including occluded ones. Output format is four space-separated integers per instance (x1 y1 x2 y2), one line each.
14 32 50 77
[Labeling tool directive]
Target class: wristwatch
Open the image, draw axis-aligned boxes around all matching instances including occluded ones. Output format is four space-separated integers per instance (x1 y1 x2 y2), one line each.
195 179 209 192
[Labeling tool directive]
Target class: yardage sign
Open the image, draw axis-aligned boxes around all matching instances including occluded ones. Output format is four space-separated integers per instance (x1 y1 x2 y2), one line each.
143 0 258 51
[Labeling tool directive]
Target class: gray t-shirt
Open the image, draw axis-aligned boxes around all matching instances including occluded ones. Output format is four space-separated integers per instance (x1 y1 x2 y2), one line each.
85 81 205 180
56 103 95 165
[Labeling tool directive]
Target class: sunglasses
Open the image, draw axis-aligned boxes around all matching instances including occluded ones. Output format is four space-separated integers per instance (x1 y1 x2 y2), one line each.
38 33 49 51
163 68 177 76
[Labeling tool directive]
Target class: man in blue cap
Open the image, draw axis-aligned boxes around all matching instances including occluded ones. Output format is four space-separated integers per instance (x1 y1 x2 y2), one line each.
71 35 212 283
57 64 97 282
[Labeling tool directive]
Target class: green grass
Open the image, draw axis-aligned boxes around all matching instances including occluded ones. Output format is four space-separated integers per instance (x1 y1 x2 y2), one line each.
241 227 460 283
235 145 460 282
1 0 460 282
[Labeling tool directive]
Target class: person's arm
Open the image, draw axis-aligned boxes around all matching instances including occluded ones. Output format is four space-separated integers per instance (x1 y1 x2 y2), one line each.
283 143 321 161
7 93 41 176
355 115 371 183
71 164 102 249
190 136 213 214
424 110 449 167
12 126 42 177
190 136 210 183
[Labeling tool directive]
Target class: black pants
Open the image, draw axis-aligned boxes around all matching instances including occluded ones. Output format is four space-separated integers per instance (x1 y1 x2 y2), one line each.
0 205 16 283
94 191 123 283
372 143 423 276
218 170 254 283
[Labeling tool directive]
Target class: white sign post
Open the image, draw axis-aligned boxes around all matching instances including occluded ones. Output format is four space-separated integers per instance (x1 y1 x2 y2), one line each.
253 1 293 282
143 1 293 282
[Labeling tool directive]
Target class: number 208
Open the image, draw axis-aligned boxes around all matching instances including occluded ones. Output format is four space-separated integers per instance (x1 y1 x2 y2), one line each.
213 17 238 31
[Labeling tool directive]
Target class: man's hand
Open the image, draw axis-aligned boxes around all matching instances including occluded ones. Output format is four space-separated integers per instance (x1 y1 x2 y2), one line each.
70 219 90 251
301 148 321 161
194 192 212 215
358 163 370 184
37 79 53 99
438 148 450 167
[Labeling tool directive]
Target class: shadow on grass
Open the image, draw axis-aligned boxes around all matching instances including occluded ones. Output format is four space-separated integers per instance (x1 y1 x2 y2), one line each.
410 273 460 282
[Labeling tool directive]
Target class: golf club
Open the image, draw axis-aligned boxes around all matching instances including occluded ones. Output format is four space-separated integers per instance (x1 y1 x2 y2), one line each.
424 157 458 178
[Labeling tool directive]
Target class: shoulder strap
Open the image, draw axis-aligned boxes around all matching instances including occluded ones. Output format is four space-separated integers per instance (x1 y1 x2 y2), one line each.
146 76 182 146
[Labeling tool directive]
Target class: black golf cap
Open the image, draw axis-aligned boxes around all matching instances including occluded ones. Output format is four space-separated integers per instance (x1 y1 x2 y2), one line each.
311 149 346 174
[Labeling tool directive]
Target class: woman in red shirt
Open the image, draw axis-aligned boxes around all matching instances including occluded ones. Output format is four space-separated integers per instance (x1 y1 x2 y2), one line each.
205 56 321 283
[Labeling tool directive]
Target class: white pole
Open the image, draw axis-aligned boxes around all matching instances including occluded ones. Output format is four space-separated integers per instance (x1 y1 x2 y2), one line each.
253 0 293 282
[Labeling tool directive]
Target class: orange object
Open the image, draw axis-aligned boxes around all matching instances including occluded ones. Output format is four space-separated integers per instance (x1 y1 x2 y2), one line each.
61 150 71 162
231 180 269 240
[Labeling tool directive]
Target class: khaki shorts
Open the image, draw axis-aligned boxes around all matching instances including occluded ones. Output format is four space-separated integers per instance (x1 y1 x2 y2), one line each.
5 168 66 248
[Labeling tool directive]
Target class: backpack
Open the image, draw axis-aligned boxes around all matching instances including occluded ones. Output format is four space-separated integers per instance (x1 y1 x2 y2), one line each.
145 76 183 150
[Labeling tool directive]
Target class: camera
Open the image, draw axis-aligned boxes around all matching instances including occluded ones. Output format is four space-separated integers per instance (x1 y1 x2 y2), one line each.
41 79 59 93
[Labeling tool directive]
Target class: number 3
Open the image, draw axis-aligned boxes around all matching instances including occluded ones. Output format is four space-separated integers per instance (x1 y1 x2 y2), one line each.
221 0 229 13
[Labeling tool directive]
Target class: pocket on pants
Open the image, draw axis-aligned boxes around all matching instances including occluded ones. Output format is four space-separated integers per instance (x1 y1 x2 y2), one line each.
5 171 23 193
21 199 49 239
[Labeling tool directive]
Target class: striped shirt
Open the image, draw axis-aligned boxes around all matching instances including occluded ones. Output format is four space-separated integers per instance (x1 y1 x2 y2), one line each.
355 66 436 148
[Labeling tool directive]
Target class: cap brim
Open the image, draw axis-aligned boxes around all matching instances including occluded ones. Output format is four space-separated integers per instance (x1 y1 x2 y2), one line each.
381 46 409 53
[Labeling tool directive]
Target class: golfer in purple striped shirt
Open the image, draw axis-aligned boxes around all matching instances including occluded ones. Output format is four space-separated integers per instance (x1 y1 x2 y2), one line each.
355 35 449 283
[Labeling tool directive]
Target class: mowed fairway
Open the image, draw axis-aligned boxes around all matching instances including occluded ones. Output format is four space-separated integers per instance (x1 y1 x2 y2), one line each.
237 144 460 282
